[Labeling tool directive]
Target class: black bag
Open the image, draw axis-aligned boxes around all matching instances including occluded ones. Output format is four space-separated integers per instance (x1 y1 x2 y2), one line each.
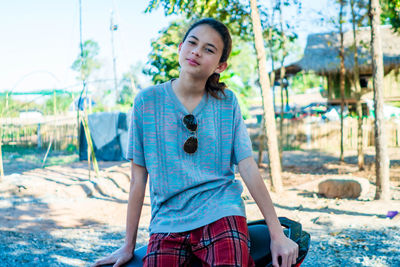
248 217 310 267
103 217 310 267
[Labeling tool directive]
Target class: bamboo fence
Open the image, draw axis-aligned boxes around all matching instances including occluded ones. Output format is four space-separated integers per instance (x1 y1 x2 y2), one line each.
248 117 400 151
278 117 400 151
1 115 399 152
0 115 78 150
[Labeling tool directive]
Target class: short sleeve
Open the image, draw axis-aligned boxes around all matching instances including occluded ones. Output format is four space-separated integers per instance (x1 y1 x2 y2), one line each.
126 96 146 167
231 94 253 165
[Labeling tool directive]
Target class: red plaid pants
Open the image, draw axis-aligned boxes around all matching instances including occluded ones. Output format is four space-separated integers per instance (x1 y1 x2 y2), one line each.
143 216 255 267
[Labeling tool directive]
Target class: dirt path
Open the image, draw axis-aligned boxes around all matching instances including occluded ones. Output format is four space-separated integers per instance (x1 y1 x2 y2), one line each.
1 149 400 266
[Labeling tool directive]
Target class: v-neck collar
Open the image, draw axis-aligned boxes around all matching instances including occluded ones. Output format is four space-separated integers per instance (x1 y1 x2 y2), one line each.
166 79 208 116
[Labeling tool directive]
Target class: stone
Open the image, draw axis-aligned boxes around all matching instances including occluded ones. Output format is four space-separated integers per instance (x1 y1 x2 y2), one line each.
318 178 370 199
311 215 333 226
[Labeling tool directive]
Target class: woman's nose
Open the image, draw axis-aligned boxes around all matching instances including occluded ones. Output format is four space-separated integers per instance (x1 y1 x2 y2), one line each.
191 48 201 57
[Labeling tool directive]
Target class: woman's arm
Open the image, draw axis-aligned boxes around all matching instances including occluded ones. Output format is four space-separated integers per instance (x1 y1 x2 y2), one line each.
238 157 298 267
92 160 148 267
125 161 148 248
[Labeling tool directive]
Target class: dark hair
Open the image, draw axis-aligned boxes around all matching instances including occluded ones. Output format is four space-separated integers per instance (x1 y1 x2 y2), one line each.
182 18 232 99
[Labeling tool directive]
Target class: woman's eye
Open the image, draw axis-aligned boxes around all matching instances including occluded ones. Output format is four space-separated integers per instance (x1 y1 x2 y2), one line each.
188 40 196 45
205 48 215 53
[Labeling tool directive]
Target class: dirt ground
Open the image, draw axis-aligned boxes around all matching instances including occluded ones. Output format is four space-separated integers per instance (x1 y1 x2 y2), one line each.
1 148 400 266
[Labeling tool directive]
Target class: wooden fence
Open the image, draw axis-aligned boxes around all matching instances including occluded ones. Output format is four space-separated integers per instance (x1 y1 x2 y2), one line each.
1 115 78 151
2 115 399 152
249 117 400 151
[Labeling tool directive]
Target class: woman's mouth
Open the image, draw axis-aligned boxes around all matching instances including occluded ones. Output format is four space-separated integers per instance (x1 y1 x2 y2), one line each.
187 59 199 66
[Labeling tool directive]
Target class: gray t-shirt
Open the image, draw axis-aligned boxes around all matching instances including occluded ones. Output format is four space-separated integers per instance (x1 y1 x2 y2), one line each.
127 80 253 234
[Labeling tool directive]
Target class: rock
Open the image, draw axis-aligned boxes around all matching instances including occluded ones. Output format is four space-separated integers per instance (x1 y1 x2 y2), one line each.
311 215 333 226
318 178 370 199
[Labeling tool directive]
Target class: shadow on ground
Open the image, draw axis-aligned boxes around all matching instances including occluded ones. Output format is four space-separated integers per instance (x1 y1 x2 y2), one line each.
302 226 400 266
0 189 147 266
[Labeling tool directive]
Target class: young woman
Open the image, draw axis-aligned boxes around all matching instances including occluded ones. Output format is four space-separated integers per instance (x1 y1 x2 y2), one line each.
93 18 298 267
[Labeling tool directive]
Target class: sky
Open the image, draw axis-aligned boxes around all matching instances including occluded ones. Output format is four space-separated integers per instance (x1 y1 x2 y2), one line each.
0 0 334 94
0 0 177 93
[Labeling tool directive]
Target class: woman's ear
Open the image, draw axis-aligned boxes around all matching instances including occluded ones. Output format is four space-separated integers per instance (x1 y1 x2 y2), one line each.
178 42 183 52
214 62 228 74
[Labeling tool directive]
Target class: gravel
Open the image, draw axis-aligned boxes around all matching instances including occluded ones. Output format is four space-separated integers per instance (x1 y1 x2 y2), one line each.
1 223 399 266
302 226 400 267
0 225 149 267
1 148 399 266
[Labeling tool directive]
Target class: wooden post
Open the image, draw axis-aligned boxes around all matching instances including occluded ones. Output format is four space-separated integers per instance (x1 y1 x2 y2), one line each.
53 90 57 115
72 93 76 113
5 92 8 110
37 123 41 149
42 138 52 168
81 108 99 179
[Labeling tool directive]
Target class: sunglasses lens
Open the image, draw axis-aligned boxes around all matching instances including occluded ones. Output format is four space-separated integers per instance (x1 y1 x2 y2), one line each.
183 114 197 132
183 136 198 154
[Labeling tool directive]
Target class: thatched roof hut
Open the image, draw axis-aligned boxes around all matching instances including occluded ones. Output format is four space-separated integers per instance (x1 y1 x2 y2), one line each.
295 25 400 75
284 26 400 103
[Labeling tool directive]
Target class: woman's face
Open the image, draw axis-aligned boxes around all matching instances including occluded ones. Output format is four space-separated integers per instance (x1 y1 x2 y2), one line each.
178 24 227 80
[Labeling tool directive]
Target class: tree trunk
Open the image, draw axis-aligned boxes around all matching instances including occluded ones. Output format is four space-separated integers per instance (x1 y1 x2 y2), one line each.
53 90 57 115
285 84 289 108
339 0 346 162
250 0 283 193
259 15 277 167
278 0 287 163
279 67 284 161
83 110 100 179
370 0 391 201
258 116 265 166
350 0 365 170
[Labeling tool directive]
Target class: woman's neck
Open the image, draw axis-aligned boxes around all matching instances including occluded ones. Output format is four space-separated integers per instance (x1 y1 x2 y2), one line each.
173 73 207 99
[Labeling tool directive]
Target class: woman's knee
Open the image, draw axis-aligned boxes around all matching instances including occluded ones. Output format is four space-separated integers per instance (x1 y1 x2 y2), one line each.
194 216 254 267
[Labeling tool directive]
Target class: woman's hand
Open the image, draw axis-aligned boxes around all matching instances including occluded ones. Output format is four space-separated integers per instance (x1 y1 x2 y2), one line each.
92 244 134 267
270 234 299 267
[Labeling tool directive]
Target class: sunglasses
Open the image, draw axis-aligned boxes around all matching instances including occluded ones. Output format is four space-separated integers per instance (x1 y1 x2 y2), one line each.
182 114 198 154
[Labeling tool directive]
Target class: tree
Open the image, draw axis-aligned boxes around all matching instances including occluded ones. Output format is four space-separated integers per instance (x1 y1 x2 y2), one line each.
71 40 102 81
350 0 368 170
146 0 253 37
369 0 391 200
257 0 300 165
277 0 289 162
72 39 101 179
249 0 283 192
118 62 147 110
290 72 322 93
44 94 73 115
144 19 258 118
381 0 400 31
339 0 346 162
144 20 184 84
0 94 13 116
320 0 369 165
220 38 258 119
258 1 284 166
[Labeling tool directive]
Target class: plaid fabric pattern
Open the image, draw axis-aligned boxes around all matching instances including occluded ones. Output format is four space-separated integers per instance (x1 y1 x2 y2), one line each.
143 216 255 267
